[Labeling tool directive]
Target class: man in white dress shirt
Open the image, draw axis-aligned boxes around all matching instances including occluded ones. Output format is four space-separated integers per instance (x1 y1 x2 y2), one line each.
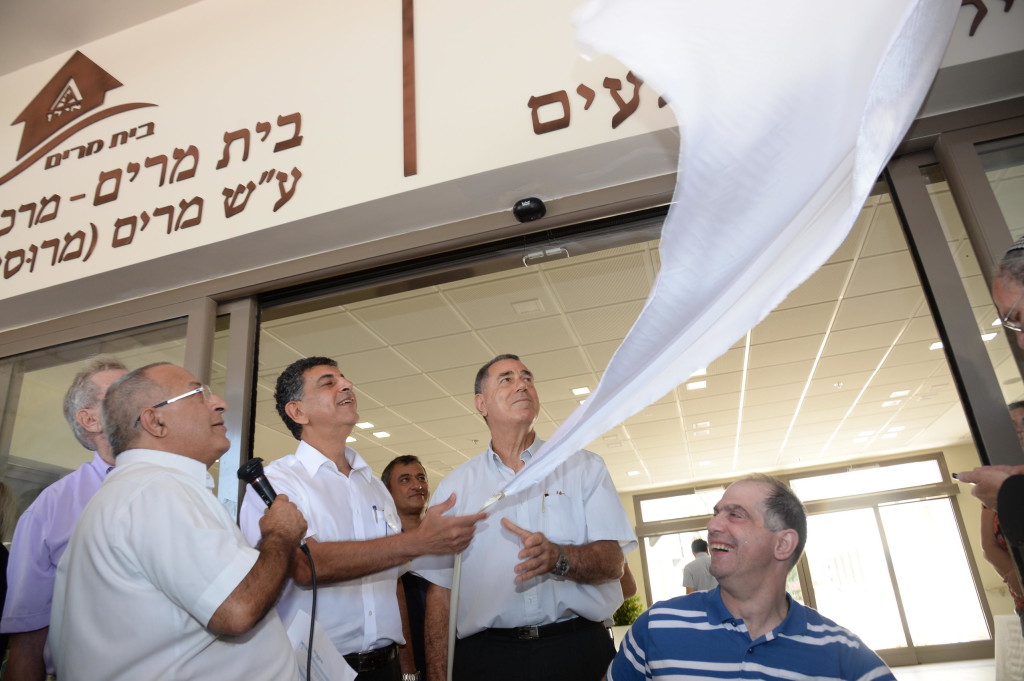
420 354 637 681
240 356 485 681
50 362 307 681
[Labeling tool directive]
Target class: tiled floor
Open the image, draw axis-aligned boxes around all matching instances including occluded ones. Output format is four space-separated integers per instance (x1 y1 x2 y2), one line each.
892 658 995 680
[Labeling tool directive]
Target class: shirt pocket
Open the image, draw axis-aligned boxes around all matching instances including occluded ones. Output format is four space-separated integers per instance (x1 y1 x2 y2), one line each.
539 489 585 545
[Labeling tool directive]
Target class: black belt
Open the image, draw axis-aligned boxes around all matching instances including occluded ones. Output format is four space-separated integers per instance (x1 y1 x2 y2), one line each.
479 617 603 640
343 642 398 672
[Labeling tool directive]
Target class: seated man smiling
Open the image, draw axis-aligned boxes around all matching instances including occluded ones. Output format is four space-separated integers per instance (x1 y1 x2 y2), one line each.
606 474 894 681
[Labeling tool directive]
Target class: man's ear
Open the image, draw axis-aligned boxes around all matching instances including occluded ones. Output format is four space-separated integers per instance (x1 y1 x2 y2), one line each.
76 406 103 435
474 393 486 418
774 528 799 564
284 400 309 426
137 408 167 438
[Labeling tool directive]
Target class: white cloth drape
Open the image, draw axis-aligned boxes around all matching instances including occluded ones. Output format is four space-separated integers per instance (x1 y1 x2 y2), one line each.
495 0 961 502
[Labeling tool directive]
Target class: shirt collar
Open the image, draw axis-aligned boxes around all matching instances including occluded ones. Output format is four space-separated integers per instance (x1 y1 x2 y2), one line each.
88 450 116 477
296 439 371 480
116 448 215 488
487 436 542 471
706 588 805 637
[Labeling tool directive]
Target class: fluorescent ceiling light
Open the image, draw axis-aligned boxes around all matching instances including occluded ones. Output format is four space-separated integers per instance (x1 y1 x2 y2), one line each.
572 387 591 396
373 431 391 439
686 380 707 391
356 422 374 429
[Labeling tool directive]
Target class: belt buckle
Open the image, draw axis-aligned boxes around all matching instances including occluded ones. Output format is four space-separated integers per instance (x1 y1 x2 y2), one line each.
517 625 540 640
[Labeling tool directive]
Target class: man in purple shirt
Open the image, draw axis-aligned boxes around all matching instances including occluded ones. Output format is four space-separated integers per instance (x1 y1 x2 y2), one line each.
1 357 127 681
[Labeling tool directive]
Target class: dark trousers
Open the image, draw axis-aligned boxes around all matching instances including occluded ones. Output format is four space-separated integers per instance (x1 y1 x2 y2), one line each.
453 619 614 681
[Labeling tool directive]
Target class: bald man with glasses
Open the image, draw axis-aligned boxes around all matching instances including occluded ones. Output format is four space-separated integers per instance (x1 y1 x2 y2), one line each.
50 362 307 681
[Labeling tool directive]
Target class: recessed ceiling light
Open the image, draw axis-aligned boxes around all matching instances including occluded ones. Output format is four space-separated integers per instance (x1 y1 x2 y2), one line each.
929 341 943 350
686 380 707 391
882 400 900 407
512 299 545 315
690 367 708 377
346 436 356 443
693 429 711 437
833 382 844 389
698 460 712 467
356 422 374 429
578 399 587 405
889 390 910 398
627 470 640 476
992 318 1002 327
693 421 711 428
981 332 997 342
572 387 591 396
373 431 391 438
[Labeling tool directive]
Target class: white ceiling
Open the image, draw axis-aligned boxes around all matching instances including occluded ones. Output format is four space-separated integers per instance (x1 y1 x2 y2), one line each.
240 171 1024 493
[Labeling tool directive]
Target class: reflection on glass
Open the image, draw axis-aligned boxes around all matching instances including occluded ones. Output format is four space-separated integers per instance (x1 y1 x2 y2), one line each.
921 164 1023 410
976 135 1024 240
804 509 907 650
880 498 989 645
0 320 187 518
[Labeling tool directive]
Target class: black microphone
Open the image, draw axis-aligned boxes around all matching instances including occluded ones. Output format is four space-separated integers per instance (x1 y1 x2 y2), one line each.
238 457 308 552
237 457 277 507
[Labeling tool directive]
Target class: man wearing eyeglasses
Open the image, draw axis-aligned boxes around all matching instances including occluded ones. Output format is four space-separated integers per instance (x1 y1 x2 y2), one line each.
50 362 307 681
239 356 485 681
2 357 126 681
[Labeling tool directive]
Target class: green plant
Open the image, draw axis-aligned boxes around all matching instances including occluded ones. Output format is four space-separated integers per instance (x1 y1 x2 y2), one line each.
612 595 643 626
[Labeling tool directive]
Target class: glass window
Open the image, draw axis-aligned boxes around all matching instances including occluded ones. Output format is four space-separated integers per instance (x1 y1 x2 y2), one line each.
0 320 187 530
976 134 1024 240
804 508 908 650
879 498 989 645
789 459 943 502
639 487 723 523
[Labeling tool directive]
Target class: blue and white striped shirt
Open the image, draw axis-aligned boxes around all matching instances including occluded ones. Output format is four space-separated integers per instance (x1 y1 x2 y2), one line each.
608 588 895 681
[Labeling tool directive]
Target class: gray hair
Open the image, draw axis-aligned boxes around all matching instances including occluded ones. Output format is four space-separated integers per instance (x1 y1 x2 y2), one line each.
63 356 128 449
103 363 170 456
473 354 521 395
996 236 1024 286
738 473 807 567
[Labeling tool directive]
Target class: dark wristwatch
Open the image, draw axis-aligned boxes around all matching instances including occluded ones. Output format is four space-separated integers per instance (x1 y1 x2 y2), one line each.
552 544 570 577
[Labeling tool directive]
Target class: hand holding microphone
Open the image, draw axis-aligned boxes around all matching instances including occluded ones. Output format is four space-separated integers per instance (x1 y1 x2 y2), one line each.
238 458 307 551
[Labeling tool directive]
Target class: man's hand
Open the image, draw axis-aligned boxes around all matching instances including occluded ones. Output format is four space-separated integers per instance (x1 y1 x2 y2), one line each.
957 465 1024 509
502 518 559 582
414 493 486 555
258 493 307 549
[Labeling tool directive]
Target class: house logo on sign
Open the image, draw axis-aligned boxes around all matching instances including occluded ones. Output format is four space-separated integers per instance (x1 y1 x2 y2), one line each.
1 51 156 185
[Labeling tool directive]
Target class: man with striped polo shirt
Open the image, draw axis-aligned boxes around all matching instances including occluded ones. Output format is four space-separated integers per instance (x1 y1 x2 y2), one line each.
606 474 894 681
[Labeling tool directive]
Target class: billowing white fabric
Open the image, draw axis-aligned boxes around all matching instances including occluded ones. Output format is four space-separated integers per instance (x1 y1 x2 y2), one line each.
497 0 961 501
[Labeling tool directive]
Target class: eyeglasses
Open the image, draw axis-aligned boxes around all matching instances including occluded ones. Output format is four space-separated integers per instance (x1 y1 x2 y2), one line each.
1001 289 1024 333
135 384 213 427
